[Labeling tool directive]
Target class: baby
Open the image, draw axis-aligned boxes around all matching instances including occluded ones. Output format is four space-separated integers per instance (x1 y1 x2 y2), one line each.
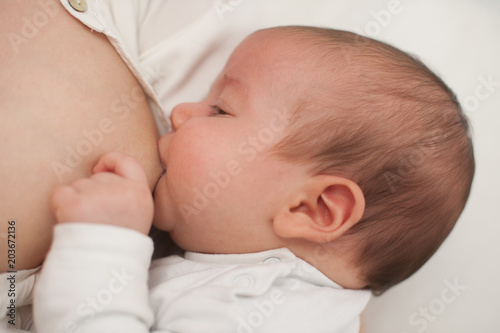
33 26 474 333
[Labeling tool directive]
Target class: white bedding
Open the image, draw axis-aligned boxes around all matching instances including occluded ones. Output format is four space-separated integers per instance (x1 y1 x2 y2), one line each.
107 1 500 332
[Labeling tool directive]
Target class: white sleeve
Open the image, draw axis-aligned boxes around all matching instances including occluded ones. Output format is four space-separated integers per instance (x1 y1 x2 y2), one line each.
33 223 154 333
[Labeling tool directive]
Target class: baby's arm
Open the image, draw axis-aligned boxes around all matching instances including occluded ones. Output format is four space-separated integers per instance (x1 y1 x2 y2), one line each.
33 153 157 333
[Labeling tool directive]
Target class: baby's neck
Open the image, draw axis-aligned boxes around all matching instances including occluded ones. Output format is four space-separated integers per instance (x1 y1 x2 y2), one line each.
285 240 366 290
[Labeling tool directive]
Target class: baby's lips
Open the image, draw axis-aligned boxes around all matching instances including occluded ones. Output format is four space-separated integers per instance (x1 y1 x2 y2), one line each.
161 162 167 176
159 154 167 172
158 154 167 177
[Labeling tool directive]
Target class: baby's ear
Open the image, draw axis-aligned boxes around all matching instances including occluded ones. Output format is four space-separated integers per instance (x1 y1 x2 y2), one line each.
273 175 365 243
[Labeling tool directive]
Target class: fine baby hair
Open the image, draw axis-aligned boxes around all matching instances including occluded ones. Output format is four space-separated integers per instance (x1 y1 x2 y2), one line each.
267 26 475 294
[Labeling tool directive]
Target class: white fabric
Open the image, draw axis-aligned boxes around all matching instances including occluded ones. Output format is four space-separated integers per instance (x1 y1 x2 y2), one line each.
33 224 154 333
102 0 255 135
33 224 371 333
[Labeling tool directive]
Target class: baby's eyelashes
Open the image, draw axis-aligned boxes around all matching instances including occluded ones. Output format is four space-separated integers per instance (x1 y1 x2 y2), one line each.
210 105 230 116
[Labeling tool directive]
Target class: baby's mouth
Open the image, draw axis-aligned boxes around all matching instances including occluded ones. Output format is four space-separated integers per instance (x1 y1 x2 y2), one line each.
160 159 167 175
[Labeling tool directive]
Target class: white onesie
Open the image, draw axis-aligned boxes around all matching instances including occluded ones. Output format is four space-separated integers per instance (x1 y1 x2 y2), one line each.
34 224 371 333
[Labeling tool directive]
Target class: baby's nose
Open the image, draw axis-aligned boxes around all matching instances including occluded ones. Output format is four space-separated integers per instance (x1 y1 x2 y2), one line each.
170 103 195 130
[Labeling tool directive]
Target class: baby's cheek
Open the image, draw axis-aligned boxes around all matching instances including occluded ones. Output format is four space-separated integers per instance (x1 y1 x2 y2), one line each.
165 154 213 215
168 123 249 207
176 130 239 182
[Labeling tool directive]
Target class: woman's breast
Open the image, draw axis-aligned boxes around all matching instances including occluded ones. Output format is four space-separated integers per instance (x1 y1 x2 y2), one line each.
0 0 163 271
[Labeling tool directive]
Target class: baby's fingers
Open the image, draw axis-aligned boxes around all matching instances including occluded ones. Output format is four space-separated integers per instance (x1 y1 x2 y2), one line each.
51 185 77 208
93 152 147 184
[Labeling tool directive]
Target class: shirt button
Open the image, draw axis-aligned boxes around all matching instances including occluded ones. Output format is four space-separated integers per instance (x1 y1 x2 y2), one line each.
263 257 280 264
68 0 88 12
233 274 254 289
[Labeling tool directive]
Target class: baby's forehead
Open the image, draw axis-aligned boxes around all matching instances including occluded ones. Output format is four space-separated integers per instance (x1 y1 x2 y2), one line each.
230 30 334 82
222 28 380 114
238 29 359 81
244 27 395 72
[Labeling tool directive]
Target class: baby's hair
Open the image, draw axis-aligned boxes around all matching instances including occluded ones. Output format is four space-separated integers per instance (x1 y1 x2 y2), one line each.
267 26 475 294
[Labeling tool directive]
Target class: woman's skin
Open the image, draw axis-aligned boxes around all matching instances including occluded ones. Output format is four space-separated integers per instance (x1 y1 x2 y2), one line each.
0 0 163 272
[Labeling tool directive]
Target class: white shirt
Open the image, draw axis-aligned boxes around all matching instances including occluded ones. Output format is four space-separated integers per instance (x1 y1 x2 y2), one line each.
34 224 371 333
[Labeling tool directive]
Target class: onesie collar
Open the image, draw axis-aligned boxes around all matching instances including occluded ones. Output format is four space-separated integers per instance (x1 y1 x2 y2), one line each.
184 248 344 289
185 247 296 265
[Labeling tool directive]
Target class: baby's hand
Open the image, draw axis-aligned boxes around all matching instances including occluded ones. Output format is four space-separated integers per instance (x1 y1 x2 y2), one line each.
50 152 154 235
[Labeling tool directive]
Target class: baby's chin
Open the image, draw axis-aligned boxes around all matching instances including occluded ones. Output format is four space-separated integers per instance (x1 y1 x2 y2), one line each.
151 211 174 232
151 199 175 233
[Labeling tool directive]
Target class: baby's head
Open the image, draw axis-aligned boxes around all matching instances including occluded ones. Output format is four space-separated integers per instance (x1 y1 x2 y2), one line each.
153 26 475 294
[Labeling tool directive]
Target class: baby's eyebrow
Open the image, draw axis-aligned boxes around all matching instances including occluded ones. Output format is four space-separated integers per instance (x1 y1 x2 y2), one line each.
222 74 248 99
